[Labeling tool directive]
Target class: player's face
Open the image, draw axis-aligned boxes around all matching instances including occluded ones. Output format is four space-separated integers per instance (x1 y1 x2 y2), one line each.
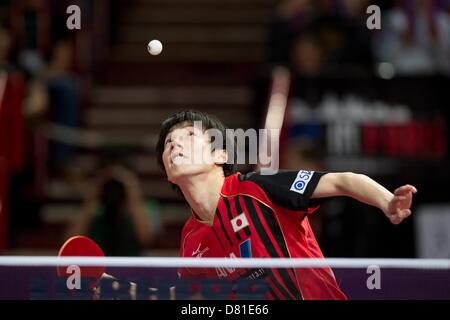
162 123 223 183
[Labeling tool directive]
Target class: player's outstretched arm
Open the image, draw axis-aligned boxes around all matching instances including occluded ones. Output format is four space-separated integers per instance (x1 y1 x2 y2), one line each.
312 172 417 225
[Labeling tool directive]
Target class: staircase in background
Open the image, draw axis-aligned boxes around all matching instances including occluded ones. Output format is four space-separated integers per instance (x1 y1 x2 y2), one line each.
14 0 277 254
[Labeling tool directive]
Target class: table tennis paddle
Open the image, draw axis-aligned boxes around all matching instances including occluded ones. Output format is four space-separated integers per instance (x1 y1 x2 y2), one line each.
57 235 106 284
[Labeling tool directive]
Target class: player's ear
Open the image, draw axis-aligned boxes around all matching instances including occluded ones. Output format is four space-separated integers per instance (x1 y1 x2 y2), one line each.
213 149 228 165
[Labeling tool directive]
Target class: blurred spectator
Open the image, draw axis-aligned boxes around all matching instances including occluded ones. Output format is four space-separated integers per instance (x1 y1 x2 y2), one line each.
9 1 80 172
305 0 373 73
282 137 325 239
12 0 49 78
373 0 450 75
270 0 374 75
66 159 162 256
269 0 315 66
0 22 37 245
290 32 325 76
45 39 80 172
282 136 324 171
1 21 48 236
333 0 374 68
1 6 48 122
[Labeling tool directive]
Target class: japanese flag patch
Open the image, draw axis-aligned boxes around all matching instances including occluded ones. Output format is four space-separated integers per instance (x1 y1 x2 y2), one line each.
231 213 249 233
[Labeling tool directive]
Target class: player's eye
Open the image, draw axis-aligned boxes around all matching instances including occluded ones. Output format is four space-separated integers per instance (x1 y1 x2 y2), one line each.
165 139 172 146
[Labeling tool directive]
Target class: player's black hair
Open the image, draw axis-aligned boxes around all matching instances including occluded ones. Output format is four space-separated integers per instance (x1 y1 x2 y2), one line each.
156 110 237 177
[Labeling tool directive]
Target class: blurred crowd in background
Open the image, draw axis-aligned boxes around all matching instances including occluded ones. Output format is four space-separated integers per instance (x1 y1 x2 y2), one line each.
271 0 450 76
0 0 449 258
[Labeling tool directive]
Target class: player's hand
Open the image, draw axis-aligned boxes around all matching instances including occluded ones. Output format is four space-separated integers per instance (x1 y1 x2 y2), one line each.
385 185 417 225
112 166 140 193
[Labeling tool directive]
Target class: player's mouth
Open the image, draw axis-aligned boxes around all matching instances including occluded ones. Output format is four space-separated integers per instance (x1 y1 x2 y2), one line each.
171 152 187 165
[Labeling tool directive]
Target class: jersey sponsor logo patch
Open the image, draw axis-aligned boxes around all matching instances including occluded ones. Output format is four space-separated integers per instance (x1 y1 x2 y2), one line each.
290 170 314 194
231 213 249 233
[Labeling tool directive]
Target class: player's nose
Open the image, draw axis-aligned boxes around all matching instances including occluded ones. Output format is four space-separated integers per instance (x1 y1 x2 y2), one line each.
169 138 183 152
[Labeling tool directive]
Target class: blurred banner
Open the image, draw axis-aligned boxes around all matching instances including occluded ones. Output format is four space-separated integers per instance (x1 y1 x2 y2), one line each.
415 204 450 259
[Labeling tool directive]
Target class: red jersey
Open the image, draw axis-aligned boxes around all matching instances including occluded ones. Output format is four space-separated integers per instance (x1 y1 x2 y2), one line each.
179 170 347 300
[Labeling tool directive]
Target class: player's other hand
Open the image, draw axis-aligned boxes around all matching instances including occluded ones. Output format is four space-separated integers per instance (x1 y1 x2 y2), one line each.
385 185 417 225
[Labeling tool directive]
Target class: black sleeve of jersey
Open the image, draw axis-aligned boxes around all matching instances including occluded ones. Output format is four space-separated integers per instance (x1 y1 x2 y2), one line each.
239 170 326 211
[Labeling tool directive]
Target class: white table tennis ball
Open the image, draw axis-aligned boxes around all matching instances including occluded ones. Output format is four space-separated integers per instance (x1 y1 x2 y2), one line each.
147 40 163 55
